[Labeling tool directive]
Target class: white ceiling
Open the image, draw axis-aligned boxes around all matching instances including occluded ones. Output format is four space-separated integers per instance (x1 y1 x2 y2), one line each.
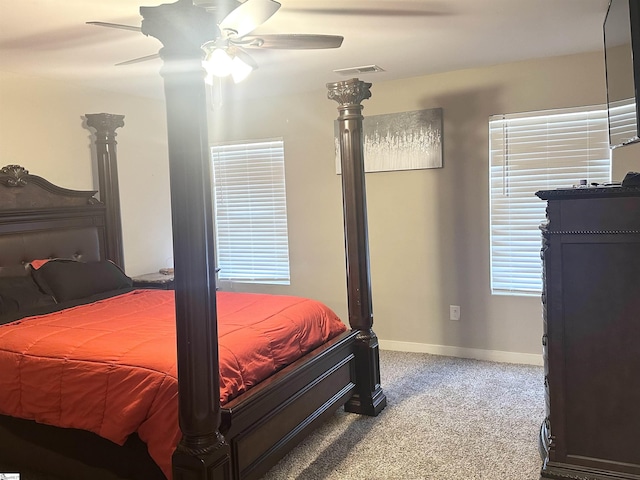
0 0 611 102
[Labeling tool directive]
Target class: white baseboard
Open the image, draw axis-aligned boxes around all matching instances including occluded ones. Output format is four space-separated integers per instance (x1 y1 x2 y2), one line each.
379 340 543 366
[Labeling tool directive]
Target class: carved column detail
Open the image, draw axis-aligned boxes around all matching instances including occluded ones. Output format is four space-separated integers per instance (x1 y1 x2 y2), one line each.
86 113 125 267
141 1 230 479
327 78 387 416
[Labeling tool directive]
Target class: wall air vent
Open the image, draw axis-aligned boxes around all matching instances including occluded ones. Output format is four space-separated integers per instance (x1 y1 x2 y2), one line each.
333 65 385 75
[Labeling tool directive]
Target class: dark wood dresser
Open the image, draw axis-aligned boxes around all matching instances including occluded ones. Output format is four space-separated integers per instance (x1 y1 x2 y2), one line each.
536 186 640 480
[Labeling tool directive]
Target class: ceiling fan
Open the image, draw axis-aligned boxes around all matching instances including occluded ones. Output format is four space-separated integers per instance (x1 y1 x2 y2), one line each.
87 0 344 83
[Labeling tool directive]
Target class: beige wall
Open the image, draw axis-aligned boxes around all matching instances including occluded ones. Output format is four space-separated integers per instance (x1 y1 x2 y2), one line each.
210 50 621 361
3 49 635 361
0 70 173 276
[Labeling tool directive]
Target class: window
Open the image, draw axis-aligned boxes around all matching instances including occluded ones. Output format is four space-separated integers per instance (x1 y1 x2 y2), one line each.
489 105 611 296
211 138 290 285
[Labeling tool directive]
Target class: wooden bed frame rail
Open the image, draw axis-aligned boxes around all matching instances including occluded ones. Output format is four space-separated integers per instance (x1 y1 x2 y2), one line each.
222 330 358 479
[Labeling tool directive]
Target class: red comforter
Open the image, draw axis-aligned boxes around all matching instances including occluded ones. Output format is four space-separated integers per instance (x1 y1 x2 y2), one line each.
0 289 346 479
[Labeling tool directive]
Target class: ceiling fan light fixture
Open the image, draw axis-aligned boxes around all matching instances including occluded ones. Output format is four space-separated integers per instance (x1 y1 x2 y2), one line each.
92 0 343 85
203 47 254 84
231 56 253 83
206 48 234 77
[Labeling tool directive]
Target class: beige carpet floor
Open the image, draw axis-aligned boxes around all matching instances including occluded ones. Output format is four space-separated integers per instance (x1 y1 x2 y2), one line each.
263 350 545 480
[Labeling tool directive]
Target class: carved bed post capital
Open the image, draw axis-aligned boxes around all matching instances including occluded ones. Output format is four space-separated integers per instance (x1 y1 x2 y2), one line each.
328 78 386 417
141 1 230 478
327 78 372 107
85 113 125 268
85 113 125 139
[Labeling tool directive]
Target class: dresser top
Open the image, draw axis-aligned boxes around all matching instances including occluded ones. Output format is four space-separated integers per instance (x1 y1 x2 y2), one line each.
536 185 640 201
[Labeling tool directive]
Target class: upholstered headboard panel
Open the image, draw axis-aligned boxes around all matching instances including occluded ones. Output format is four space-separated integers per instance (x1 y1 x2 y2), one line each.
0 165 108 278
0 227 102 278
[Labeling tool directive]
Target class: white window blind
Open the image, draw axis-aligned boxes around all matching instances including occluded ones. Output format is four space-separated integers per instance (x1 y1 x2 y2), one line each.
489 105 611 296
211 138 290 285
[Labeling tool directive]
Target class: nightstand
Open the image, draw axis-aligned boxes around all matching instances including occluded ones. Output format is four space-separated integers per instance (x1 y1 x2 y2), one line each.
132 272 175 290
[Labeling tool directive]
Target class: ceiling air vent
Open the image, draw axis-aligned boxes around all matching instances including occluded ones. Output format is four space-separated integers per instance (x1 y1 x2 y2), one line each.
333 65 385 75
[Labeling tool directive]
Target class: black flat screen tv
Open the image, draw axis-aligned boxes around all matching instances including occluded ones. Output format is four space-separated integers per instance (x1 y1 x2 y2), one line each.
604 0 640 148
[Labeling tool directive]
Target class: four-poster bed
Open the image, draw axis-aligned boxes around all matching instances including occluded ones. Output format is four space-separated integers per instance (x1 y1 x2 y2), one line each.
0 2 385 479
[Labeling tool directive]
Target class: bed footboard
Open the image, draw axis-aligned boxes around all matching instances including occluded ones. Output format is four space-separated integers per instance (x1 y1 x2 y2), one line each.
221 330 357 480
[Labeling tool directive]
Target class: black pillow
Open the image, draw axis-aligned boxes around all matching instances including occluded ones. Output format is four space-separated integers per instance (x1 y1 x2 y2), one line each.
32 259 133 303
0 276 56 315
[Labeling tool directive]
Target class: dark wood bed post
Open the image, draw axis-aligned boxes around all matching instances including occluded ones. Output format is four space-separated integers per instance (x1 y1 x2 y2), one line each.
85 113 125 268
140 1 231 479
327 78 387 416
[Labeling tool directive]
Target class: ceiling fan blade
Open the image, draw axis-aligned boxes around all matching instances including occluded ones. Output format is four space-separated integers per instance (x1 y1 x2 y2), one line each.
115 53 160 66
239 34 343 50
86 21 142 32
219 0 281 37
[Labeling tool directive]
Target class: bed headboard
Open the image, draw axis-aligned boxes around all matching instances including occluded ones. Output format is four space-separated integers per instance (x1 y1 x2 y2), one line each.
0 165 107 278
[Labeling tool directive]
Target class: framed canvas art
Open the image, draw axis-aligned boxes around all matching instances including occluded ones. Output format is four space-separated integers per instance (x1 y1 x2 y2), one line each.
335 107 443 173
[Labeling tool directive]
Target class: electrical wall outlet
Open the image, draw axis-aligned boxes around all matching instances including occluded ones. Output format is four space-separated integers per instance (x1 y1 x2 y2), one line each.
450 305 461 321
